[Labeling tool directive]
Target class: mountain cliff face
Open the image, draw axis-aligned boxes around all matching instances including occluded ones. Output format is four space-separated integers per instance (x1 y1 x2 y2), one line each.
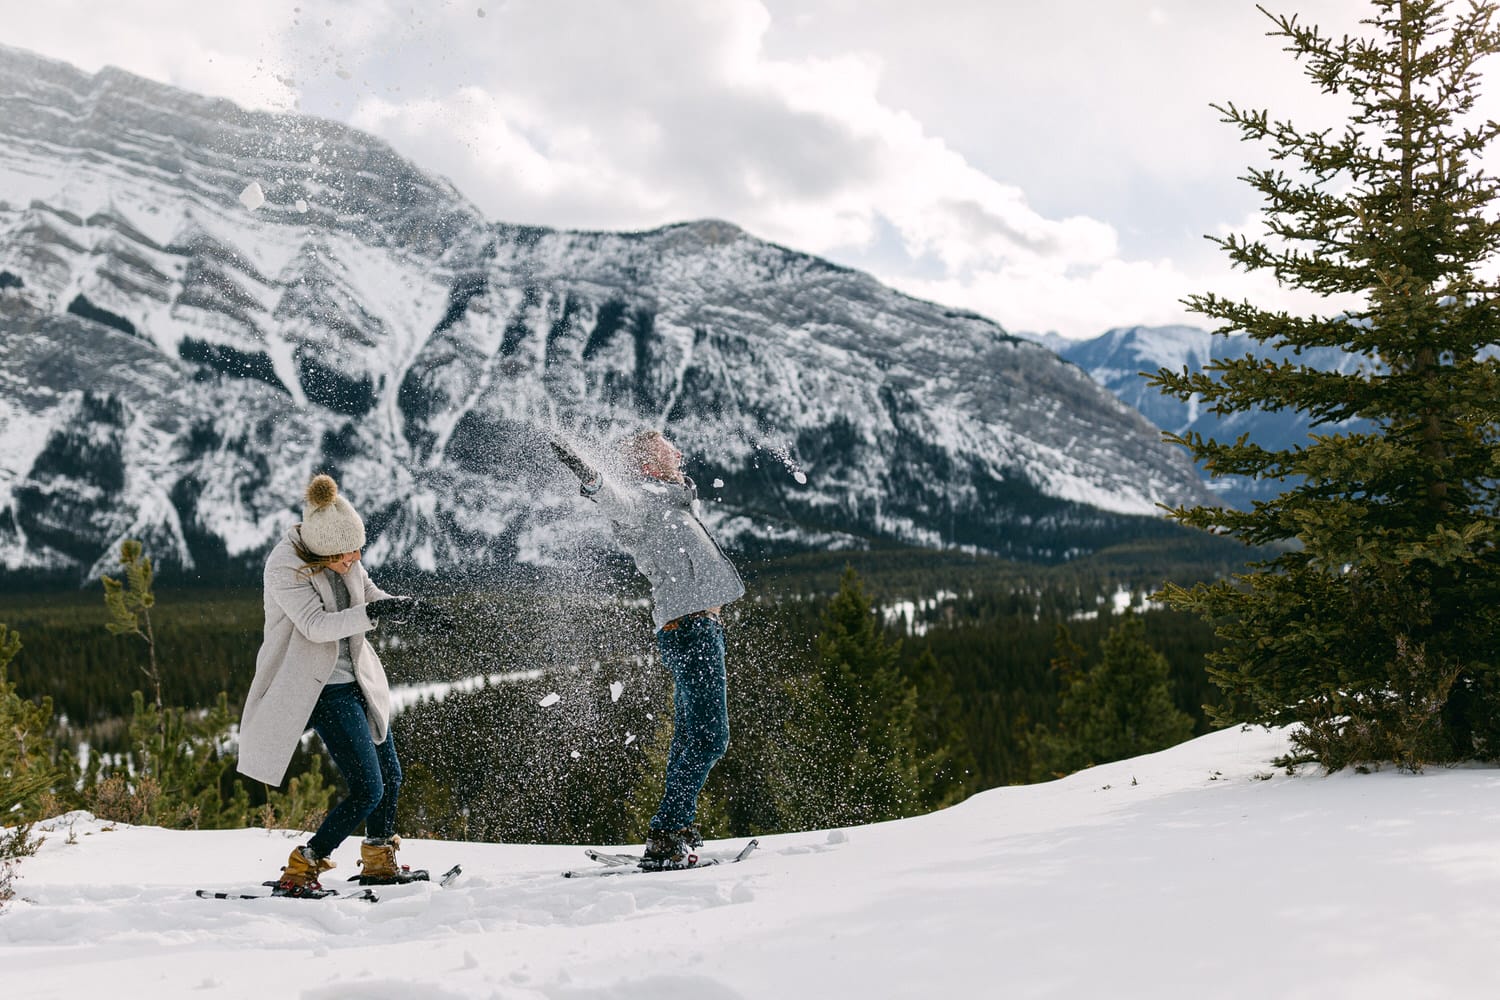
0 45 1213 584
1054 325 1374 508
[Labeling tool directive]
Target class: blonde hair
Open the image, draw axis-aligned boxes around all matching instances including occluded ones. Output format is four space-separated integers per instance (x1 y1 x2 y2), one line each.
292 536 343 577
623 429 665 469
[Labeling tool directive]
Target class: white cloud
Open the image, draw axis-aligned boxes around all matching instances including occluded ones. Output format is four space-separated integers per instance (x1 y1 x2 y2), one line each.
332 0 1139 335
0 0 1436 339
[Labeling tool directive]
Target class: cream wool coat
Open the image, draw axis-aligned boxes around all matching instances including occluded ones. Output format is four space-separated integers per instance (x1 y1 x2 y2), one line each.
237 526 396 786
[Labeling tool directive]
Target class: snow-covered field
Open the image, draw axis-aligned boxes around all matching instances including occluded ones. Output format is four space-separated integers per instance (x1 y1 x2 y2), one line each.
6 725 1500 999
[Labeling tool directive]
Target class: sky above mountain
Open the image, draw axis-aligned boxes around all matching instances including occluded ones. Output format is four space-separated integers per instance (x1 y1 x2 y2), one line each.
6 0 1480 339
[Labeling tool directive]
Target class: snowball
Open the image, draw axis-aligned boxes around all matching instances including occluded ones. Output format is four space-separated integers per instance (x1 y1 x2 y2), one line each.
538 692 560 708
295 199 308 213
793 471 807 484
712 478 725 489
238 182 265 210
609 681 624 703
624 733 637 746
570 750 581 759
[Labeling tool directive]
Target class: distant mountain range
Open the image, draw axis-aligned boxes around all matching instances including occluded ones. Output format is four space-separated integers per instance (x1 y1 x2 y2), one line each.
1045 325 1375 508
0 45 1215 585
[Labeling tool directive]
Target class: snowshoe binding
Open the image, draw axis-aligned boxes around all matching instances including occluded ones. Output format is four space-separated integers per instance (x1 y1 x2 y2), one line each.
273 846 338 897
639 826 699 872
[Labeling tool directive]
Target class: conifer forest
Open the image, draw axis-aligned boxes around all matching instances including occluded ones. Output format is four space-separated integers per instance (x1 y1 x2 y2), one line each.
0 533 1240 845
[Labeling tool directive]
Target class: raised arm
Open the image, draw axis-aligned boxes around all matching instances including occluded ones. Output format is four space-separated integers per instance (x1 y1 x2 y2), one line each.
550 438 601 495
550 437 641 524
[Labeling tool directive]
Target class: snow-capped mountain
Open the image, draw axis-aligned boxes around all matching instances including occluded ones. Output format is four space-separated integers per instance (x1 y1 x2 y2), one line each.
0 45 1213 583
1053 325 1374 507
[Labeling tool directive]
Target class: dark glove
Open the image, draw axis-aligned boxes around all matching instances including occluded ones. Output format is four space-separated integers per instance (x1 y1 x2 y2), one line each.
550 439 598 484
366 597 415 623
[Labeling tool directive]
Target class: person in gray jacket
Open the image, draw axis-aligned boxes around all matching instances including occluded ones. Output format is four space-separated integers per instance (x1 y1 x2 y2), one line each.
552 429 746 869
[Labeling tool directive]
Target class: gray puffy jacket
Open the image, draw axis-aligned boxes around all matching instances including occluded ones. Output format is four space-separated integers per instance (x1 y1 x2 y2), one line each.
584 473 745 630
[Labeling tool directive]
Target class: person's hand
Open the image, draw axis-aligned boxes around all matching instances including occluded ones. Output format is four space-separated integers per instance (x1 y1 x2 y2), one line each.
366 597 415 623
550 439 598 484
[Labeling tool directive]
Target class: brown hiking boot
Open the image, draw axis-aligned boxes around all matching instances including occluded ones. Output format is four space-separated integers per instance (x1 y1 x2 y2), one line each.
357 835 427 884
358 836 402 880
276 846 335 894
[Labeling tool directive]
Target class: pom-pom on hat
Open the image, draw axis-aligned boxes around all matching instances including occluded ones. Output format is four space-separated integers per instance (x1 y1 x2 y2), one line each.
300 474 366 556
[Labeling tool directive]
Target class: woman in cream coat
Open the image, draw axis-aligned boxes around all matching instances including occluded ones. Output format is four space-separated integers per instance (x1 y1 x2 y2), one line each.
239 473 422 894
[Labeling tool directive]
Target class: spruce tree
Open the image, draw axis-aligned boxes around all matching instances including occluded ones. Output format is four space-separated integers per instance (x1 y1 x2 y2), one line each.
905 647 979 809
1150 0 1500 769
102 539 165 755
1029 615 1196 779
0 624 56 818
1 624 64 904
769 567 926 828
91 540 328 828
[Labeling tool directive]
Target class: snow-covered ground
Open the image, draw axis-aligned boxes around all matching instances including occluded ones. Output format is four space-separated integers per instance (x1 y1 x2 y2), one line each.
6 725 1500 999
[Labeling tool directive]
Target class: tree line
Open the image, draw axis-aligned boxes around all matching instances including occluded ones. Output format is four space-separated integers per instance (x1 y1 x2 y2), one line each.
0 538 1216 857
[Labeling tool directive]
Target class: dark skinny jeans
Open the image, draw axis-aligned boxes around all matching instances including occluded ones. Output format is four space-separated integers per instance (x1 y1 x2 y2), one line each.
651 615 730 831
306 682 402 859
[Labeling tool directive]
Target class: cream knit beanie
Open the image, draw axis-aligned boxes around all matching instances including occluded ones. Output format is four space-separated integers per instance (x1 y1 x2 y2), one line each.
300 474 366 556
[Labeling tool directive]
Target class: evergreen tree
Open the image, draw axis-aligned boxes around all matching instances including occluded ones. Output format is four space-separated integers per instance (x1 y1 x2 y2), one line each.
1029 615 1196 779
1 624 64 905
261 753 336 837
0 624 60 820
906 647 979 809
1150 0 1500 770
102 540 165 762
768 567 926 828
85 691 253 829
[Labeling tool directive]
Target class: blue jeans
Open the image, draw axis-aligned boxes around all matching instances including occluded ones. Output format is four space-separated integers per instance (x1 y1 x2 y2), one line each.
651 616 730 831
306 683 402 858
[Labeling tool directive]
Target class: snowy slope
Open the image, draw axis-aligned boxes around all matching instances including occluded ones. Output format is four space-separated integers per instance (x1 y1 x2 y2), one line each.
7 726 1500 999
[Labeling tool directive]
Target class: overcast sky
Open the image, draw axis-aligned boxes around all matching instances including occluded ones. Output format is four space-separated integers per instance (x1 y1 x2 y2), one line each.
8 0 1480 340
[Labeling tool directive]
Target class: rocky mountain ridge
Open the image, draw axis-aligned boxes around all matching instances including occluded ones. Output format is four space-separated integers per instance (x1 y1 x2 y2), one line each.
0 44 1213 585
